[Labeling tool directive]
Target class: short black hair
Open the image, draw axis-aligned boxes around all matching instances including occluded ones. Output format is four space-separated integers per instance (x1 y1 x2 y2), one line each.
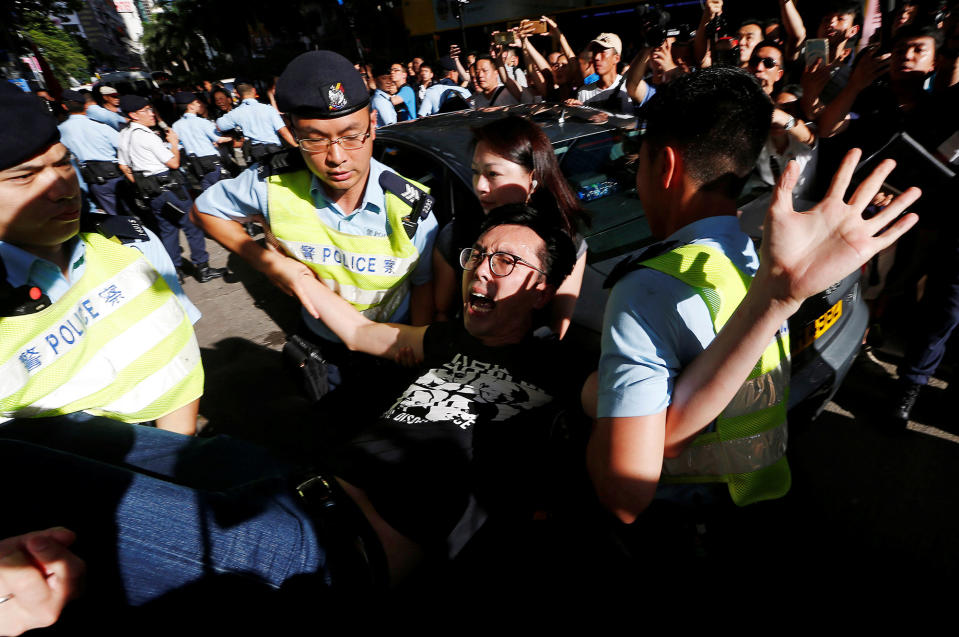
822 1 863 26
739 18 763 32
477 204 576 287
893 21 944 50
642 66 772 199
752 39 784 59
64 99 85 113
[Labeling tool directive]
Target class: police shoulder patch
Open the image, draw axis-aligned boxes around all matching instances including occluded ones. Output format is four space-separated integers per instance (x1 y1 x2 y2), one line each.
378 171 433 220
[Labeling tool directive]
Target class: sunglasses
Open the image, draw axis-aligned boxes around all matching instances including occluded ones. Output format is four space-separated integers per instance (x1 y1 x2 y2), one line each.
750 56 780 69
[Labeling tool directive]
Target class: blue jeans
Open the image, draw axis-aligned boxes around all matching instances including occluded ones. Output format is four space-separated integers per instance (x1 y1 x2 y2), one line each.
0 418 328 607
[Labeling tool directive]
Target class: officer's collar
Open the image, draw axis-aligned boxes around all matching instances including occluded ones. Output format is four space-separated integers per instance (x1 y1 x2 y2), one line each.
308 159 386 216
241 98 258 105
128 121 153 132
0 236 83 288
67 114 87 121
182 112 197 119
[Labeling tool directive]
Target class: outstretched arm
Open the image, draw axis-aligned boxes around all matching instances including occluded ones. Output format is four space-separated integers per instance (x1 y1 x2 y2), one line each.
297 275 428 362
779 0 807 62
663 149 920 455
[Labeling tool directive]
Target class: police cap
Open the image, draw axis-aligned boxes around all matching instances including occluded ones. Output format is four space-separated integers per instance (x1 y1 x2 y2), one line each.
0 81 60 171
174 91 198 105
119 94 150 114
276 51 370 119
61 89 85 103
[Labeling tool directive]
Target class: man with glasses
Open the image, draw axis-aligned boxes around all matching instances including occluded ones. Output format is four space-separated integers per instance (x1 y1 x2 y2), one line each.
117 95 225 284
194 51 438 392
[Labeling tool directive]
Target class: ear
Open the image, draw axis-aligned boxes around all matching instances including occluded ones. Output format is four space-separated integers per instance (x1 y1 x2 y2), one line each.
660 145 680 190
775 67 784 82
848 24 861 40
370 109 379 134
532 282 556 309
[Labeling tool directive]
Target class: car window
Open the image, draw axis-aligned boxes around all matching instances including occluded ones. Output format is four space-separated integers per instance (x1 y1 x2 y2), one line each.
374 141 472 227
558 130 653 262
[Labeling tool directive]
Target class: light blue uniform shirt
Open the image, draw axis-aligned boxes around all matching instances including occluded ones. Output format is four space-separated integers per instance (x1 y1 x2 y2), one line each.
0 229 201 325
397 85 417 119
195 157 438 342
86 104 127 131
371 89 397 126
173 113 221 157
215 98 284 145
58 115 120 163
597 216 760 419
418 83 472 117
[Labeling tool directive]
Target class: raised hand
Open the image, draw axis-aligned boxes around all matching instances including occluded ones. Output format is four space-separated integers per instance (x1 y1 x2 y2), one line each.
759 148 920 308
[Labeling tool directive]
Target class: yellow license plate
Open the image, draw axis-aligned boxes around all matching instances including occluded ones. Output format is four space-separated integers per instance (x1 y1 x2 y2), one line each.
792 299 843 354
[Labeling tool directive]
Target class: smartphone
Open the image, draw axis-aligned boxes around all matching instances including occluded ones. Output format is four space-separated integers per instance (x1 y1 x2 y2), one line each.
805 38 829 66
493 31 513 46
520 19 548 34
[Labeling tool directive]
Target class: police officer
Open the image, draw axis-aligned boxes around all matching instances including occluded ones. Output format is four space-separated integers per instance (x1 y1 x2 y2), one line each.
214 80 296 163
194 50 438 391
86 86 127 130
116 95 226 283
0 82 204 434
57 89 126 216
172 91 232 191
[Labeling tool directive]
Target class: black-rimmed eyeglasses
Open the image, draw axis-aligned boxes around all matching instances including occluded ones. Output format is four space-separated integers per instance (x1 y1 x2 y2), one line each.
296 125 371 153
459 248 547 277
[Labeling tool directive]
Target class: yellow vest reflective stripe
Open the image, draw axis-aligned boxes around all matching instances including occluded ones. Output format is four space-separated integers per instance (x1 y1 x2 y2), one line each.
266 169 424 323
0 233 203 423
641 243 792 506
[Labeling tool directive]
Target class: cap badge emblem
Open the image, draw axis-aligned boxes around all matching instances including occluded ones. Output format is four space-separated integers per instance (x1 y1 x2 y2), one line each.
327 82 348 111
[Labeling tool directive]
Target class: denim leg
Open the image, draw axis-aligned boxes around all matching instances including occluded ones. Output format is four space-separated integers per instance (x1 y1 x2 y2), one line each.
0 431 327 607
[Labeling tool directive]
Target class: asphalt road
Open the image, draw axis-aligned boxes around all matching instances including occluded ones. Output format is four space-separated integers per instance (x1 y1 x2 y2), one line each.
183 236 959 583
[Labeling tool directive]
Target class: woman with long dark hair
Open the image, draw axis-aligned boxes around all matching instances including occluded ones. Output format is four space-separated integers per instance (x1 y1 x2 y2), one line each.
433 115 588 337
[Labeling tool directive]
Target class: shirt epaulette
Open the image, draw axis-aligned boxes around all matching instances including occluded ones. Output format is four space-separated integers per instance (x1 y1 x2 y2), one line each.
378 170 435 239
257 147 306 178
603 240 681 289
80 214 149 245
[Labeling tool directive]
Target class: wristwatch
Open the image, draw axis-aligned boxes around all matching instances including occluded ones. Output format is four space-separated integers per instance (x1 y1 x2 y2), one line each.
782 115 797 131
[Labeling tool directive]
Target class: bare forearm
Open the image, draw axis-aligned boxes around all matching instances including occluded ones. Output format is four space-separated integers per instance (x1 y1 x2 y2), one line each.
780 0 806 60
156 398 199 435
663 270 798 456
816 83 859 138
191 207 276 272
625 48 651 103
278 126 297 147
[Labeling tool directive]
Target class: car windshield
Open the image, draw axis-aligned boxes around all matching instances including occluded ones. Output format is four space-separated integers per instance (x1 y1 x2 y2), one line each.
556 129 653 263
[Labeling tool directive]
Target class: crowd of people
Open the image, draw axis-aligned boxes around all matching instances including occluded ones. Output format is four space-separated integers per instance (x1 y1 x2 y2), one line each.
0 0 955 630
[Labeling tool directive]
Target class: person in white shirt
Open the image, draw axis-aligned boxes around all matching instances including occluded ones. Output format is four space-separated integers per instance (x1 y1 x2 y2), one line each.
117 95 225 283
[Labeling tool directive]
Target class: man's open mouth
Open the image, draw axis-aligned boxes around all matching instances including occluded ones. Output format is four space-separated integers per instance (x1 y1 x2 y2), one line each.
468 292 496 313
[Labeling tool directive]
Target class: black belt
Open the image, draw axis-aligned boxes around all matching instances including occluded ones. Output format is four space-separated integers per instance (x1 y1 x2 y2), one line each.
291 471 389 590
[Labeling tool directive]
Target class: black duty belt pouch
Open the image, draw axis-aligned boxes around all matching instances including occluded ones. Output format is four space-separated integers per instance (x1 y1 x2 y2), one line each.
133 172 162 199
283 334 330 402
250 143 282 162
197 154 219 172
84 160 121 183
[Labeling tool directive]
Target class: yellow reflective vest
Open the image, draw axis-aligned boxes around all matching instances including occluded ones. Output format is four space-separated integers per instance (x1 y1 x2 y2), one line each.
266 169 425 323
644 243 791 506
0 232 203 423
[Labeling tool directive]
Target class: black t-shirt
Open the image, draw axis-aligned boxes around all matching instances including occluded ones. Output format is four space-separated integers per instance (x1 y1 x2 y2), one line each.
329 320 585 556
